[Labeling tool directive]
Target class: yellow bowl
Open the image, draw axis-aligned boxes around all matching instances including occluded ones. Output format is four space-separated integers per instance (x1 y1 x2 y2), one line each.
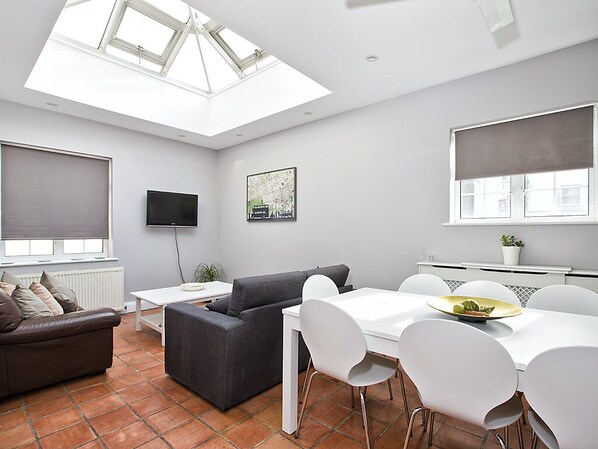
427 295 522 323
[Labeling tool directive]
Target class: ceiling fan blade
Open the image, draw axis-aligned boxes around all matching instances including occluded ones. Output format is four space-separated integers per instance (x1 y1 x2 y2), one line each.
478 0 514 33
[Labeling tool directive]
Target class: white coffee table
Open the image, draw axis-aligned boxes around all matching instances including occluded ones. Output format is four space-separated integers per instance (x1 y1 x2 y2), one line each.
131 281 233 345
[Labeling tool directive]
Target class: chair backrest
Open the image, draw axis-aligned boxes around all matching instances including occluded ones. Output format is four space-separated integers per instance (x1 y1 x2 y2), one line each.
398 274 451 296
302 274 339 301
453 280 520 306
526 285 598 316
523 346 598 449
397 319 518 427
300 299 366 383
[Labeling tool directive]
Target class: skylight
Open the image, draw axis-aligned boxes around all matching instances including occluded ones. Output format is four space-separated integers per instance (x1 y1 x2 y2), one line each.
53 0 274 94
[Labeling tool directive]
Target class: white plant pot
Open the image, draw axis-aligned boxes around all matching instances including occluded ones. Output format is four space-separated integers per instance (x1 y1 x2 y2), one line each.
502 246 521 266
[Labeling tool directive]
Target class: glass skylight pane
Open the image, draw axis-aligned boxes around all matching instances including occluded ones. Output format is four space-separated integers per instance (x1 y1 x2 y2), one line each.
116 7 175 56
53 0 116 48
167 35 209 91
217 28 259 60
144 0 190 22
200 35 240 91
106 46 163 72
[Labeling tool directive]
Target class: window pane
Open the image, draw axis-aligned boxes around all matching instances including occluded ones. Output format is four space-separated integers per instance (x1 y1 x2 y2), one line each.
167 34 210 91
30 240 54 256
217 28 258 60
525 169 589 217
53 0 115 48
106 46 163 72
4 240 30 257
460 177 510 219
84 239 103 253
145 0 190 22
200 35 240 91
64 239 85 254
116 7 175 56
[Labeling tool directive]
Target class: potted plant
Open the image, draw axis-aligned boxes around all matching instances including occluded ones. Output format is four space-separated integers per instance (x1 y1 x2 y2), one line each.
500 234 524 266
193 263 225 283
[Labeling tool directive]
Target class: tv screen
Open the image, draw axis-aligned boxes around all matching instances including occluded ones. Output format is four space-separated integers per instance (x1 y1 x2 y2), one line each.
146 190 198 227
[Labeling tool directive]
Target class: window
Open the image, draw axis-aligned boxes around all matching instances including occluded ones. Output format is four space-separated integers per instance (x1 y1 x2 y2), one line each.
450 104 597 224
1 143 111 264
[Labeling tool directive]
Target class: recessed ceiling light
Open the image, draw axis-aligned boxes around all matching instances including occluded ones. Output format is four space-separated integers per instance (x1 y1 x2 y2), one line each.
304 112 312 116
46 102 58 107
177 134 186 138
235 133 243 137
366 55 378 62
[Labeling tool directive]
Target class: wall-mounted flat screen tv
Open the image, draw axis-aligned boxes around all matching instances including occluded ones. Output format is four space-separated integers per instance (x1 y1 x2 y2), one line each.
146 190 198 227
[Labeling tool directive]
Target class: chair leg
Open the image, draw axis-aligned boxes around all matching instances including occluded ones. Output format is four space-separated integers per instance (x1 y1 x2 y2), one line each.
517 391 527 425
351 386 355 409
490 429 507 449
422 410 428 432
516 419 524 449
299 356 312 404
505 425 509 449
403 406 425 449
295 370 318 439
358 387 372 449
397 368 410 428
427 411 435 446
387 378 393 400
531 433 539 449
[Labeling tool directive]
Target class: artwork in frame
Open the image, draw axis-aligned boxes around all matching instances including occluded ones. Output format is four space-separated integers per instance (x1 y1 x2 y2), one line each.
247 167 297 221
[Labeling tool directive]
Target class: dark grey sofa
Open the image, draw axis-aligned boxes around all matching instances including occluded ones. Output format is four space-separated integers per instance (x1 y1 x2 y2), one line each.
164 264 351 410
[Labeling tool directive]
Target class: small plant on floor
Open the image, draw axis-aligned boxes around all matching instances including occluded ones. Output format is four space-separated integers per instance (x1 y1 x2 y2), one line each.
500 234 524 247
194 263 225 282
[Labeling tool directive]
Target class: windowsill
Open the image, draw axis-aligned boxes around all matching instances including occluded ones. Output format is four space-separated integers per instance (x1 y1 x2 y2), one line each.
443 220 598 226
0 257 119 268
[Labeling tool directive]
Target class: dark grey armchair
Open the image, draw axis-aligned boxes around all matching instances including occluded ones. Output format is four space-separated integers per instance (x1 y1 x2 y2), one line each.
164 264 351 410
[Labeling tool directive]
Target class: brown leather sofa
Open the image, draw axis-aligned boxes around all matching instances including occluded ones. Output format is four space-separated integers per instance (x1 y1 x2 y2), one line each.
0 308 121 398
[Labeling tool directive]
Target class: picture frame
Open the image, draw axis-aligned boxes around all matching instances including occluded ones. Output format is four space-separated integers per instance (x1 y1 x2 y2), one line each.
247 167 297 221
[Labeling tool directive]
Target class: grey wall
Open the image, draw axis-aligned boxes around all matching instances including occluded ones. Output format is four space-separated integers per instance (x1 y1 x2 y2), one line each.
0 100 219 305
217 39 598 290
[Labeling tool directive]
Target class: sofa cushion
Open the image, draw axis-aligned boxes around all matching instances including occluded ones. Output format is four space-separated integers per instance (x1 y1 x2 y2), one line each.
303 264 350 288
1 271 23 287
30 282 64 316
40 271 79 313
11 286 53 320
0 290 22 332
206 295 231 314
0 282 16 296
227 271 307 317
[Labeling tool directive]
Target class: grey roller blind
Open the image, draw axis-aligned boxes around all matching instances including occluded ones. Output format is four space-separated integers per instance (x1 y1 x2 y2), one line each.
455 105 594 181
1 144 110 240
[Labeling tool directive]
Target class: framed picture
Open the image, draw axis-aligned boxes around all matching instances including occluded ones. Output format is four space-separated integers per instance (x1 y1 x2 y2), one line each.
247 167 297 221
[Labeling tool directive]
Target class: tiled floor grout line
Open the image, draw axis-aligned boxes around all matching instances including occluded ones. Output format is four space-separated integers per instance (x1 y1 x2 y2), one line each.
62 382 110 449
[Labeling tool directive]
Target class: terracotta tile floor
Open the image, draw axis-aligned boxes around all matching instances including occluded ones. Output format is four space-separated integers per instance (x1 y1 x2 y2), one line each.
0 311 537 449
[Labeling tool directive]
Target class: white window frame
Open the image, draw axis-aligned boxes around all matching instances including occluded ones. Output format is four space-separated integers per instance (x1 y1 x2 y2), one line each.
449 104 598 225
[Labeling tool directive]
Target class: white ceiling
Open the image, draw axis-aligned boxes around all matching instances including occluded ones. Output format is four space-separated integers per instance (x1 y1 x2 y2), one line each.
1 0 597 150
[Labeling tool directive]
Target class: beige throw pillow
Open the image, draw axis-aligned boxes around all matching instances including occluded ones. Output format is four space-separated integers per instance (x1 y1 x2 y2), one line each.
40 271 79 313
30 282 64 316
0 282 16 296
1 271 23 287
11 286 53 320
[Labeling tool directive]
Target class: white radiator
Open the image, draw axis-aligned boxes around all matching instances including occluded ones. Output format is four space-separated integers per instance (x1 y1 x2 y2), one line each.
16 267 125 312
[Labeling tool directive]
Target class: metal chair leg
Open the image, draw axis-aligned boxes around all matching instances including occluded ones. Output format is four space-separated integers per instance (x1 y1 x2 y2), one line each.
387 378 393 400
397 368 410 428
422 410 429 432
531 433 539 449
295 370 318 439
516 418 524 449
403 407 425 449
359 387 372 449
299 356 312 404
490 429 507 449
427 411 435 446
505 425 509 449
351 386 355 408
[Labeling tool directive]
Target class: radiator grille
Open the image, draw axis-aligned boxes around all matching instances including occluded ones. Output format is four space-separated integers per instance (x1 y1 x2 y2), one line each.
16 267 124 311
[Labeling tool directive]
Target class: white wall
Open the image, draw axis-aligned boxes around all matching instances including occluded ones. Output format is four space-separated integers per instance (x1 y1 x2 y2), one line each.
0 100 219 307
217 39 598 290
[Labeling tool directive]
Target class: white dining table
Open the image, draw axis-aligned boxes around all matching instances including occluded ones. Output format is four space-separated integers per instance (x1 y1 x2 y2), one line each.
281 287 598 434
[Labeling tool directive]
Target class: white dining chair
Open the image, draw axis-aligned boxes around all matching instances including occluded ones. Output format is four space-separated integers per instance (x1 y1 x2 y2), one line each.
398 319 524 449
299 274 340 404
398 273 451 297
523 346 598 449
526 284 598 316
454 280 520 306
296 299 397 449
